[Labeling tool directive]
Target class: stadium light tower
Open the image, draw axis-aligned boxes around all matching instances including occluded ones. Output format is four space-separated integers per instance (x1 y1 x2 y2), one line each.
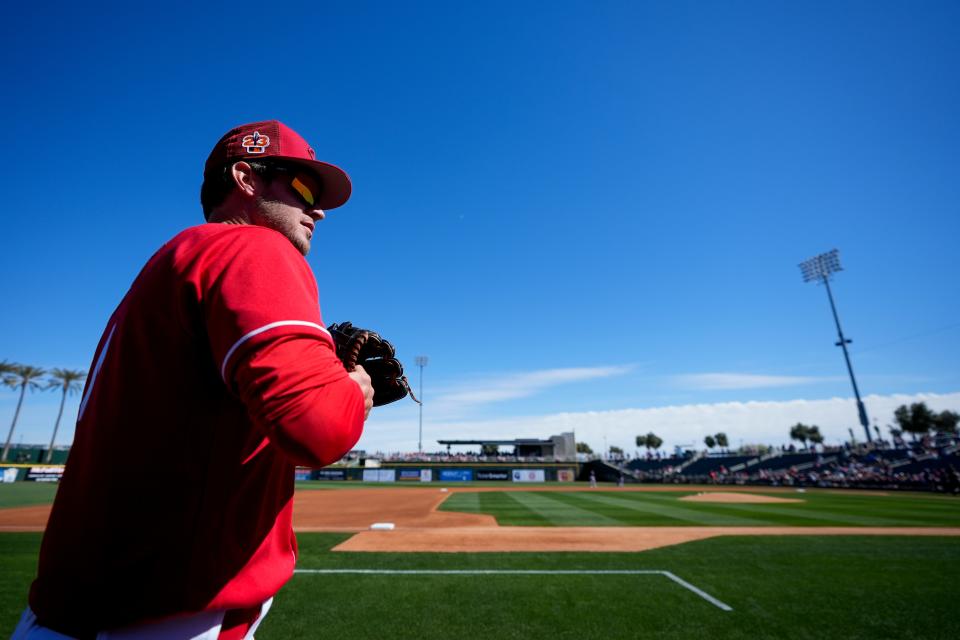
799 249 871 443
415 356 428 453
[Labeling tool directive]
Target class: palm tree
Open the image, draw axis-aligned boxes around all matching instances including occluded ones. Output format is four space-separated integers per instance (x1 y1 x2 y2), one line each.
807 425 824 451
2 364 47 462
45 368 86 463
789 423 811 449
643 432 663 452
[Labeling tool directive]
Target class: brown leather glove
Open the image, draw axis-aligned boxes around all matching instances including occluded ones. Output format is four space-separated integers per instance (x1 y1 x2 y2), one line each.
327 322 420 407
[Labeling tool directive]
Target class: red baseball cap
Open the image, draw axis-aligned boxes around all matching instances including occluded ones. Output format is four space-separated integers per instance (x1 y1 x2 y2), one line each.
204 120 352 209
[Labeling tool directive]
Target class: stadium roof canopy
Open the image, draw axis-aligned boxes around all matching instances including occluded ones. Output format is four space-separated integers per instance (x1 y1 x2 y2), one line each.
437 439 554 446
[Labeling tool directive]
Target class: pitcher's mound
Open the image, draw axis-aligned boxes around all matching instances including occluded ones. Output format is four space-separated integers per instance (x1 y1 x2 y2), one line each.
679 492 803 504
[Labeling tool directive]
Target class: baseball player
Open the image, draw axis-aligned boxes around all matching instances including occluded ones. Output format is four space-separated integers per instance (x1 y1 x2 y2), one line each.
12 121 374 639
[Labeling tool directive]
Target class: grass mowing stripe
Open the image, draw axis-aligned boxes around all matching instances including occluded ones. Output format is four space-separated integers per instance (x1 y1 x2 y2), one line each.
447 490 481 513
481 491 554 526
603 493 807 524
767 493 960 524
479 490 532 518
810 505 960 525
580 492 771 526
706 502 927 526
439 490 549 524
544 491 695 525
504 492 623 526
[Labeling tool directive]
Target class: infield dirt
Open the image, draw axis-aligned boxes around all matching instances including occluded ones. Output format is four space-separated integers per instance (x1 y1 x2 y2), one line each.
2 487 955 552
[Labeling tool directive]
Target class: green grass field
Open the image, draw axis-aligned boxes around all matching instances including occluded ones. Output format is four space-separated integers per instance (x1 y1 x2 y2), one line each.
2 532 958 639
0 482 58 509
439 489 960 527
1 484 959 638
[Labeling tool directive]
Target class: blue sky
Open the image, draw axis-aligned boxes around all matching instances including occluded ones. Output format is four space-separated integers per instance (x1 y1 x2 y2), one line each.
2 1 958 455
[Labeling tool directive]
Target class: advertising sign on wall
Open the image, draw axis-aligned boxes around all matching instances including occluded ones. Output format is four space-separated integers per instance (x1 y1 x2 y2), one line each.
1 468 18 483
476 470 510 481
557 469 575 482
398 469 422 481
315 469 346 480
294 468 312 481
420 469 432 483
512 469 545 483
25 466 65 482
362 469 396 482
439 469 473 482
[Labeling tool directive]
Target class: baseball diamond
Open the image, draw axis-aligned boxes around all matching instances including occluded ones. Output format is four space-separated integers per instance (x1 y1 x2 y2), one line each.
5 4 960 640
1 482 958 639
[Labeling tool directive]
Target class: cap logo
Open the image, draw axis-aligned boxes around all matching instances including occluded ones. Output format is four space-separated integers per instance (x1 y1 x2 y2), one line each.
307 146 316 159
241 131 271 154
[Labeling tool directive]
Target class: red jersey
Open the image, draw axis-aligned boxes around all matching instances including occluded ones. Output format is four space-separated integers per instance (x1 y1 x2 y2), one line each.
29 224 365 637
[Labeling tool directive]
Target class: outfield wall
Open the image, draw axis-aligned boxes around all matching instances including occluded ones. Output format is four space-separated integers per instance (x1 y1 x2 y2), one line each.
1 461 579 484
0 464 65 483
302 462 580 483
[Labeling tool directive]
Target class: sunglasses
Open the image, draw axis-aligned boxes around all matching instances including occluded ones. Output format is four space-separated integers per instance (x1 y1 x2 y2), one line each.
269 164 321 208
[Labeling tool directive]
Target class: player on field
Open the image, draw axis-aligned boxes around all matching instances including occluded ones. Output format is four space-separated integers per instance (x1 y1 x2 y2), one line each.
13 121 374 639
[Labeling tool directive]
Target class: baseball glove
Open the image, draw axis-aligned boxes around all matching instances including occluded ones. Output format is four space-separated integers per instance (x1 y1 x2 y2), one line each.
328 322 420 406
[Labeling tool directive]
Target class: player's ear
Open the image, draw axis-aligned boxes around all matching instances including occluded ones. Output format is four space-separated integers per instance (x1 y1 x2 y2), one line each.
230 161 261 198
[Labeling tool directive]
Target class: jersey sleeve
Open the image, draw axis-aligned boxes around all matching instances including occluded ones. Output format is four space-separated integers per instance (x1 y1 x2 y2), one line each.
233 335 365 467
189 227 364 465
194 228 335 383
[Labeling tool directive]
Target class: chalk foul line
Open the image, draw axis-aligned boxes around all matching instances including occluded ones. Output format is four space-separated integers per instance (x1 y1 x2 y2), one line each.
293 568 733 611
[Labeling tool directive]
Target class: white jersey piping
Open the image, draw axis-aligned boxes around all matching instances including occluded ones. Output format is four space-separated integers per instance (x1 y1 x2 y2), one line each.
78 323 117 422
220 320 331 382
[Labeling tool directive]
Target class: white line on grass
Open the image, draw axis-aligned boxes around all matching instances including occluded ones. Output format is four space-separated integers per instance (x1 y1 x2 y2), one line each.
293 569 733 611
660 571 734 611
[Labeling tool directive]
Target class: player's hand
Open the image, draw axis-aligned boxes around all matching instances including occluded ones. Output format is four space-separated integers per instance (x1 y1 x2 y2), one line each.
348 365 375 419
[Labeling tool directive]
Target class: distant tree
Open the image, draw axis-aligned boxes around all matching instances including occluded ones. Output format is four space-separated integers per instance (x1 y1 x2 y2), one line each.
0 360 15 375
2 364 47 462
704 435 716 449
789 423 811 449
894 403 937 440
480 443 499 456
609 445 623 457
714 432 729 449
45 368 86 463
933 410 959 434
808 426 824 449
576 442 593 454
644 432 663 451
893 406 910 436
637 431 663 449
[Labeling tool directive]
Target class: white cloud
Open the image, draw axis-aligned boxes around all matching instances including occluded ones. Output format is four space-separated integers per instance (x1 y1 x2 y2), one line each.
0 364 636 450
674 373 841 390
430 365 634 417
358 391 960 455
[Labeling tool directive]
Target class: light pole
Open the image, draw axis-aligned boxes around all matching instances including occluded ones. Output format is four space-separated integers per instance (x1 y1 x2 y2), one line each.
799 249 871 443
415 356 428 453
